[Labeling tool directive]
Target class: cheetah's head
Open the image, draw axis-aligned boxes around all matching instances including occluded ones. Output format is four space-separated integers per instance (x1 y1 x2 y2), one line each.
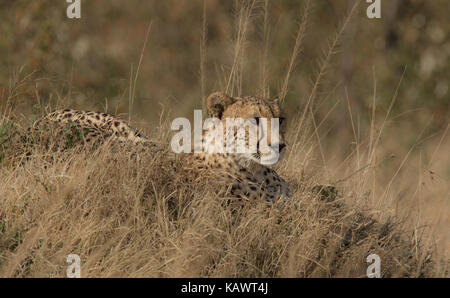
206 92 287 165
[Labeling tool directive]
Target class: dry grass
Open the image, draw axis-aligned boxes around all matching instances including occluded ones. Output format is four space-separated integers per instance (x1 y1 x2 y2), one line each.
0 0 448 278
0 89 446 277
0 123 440 277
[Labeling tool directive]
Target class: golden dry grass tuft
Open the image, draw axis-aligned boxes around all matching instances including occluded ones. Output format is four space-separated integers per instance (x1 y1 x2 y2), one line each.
0 104 445 277
0 0 448 278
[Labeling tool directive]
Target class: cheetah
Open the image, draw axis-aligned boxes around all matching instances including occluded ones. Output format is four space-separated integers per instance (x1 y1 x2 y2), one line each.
28 109 159 151
186 92 292 202
28 92 291 202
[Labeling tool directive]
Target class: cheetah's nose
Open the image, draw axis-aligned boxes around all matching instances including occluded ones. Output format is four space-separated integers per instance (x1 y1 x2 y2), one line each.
279 144 286 152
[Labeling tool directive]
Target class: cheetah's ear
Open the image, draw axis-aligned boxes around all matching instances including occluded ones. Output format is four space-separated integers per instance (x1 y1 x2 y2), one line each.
206 92 235 119
270 98 282 114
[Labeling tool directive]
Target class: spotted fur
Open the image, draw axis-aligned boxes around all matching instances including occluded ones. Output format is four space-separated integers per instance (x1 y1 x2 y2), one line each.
27 109 162 153
32 109 149 143
187 92 292 202
32 92 291 202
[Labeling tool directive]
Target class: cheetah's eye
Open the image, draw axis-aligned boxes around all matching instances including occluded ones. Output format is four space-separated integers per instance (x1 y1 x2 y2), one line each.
279 117 285 125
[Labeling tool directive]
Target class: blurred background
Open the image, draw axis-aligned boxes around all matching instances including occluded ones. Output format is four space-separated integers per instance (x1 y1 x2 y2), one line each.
0 0 449 255
1 0 448 126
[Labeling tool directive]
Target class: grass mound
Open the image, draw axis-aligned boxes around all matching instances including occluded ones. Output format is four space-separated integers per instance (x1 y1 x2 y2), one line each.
0 121 438 277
